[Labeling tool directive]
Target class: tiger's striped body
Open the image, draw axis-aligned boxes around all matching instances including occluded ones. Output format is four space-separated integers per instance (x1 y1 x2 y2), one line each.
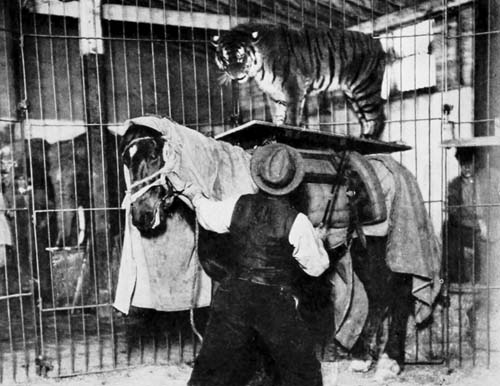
213 23 387 138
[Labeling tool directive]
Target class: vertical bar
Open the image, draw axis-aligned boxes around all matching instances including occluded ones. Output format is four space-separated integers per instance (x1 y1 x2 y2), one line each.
148 0 159 116
162 0 172 117
80 0 109 371
119 0 131 120
428 9 437 363
31 6 61 373
79 49 91 376
177 0 186 124
413 0 418 179
442 0 451 368
203 0 213 135
48 2 79 375
216 0 225 131
103 4 119 369
120 2 133 368
190 0 200 130
135 0 144 116
1 1 33 381
397 0 403 160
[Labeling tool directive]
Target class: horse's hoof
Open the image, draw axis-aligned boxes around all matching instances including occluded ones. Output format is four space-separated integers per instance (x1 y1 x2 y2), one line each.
349 359 372 373
321 361 339 386
373 354 400 382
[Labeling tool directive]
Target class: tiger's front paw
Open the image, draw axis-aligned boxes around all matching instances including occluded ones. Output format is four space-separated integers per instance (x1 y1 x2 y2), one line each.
272 115 286 126
361 120 376 138
361 118 384 139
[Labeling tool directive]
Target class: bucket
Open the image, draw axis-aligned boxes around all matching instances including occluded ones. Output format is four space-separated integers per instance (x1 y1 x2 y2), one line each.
47 246 90 308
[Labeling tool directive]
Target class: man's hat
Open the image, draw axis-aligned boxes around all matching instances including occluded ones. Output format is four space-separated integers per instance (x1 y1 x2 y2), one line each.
250 143 305 195
455 147 475 162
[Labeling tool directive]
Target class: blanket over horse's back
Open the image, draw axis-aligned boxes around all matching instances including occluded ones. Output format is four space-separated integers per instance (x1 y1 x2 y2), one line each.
114 116 441 333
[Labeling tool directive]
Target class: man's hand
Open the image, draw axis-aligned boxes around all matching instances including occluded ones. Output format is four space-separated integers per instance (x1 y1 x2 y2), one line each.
182 183 204 203
478 219 488 241
314 222 329 241
166 172 203 203
166 171 187 193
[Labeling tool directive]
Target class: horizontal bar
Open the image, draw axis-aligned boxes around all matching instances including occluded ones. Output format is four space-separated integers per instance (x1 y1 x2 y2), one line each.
441 136 500 148
19 33 217 44
446 203 500 209
0 292 33 301
56 364 154 379
41 303 111 313
448 284 500 292
404 359 445 365
34 207 124 214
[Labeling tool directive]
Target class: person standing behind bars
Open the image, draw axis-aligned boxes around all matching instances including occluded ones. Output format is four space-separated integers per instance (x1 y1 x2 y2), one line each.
446 147 500 284
168 143 329 386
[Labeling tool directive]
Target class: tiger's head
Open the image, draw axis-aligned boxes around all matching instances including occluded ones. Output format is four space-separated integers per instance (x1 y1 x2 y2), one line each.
212 27 263 84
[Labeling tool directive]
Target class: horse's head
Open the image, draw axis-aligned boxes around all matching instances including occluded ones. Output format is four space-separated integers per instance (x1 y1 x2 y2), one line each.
121 124 177 236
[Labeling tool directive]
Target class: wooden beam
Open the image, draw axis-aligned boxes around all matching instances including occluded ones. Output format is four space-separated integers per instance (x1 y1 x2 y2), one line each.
32 0 79 18
103 4 248 30
79 0 103 55
32 0 248 30
350 0 473 33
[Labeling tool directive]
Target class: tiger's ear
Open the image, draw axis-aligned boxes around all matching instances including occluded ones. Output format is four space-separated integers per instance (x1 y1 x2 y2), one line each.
251 31 260 42
211 35 220 47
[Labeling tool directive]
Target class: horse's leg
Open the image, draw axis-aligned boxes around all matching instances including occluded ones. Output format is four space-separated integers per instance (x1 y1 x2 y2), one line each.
372 272 412 382
384 273 412 365
349 237 392 371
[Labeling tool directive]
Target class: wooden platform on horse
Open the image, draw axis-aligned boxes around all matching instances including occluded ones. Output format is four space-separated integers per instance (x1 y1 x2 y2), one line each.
215 120 411 154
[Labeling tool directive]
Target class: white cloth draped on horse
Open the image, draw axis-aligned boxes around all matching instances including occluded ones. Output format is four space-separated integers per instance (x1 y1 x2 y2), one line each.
114 116 441 329
114 116 257 314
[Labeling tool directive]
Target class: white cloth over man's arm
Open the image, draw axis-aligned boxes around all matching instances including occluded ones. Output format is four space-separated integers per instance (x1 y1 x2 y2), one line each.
191 195 239 234
191 195 329 277
288 213 329 277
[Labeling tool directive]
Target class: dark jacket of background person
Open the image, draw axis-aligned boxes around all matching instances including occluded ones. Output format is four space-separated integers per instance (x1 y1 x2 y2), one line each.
445 148 500 284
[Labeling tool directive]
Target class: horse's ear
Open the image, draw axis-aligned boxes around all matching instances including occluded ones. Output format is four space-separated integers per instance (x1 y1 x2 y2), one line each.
211 35 220 47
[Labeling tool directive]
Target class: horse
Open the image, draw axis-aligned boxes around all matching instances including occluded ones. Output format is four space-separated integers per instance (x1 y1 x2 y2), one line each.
117 116 441 381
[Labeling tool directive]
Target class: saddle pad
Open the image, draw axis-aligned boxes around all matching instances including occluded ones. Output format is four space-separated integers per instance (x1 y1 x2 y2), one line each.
301 150 387 228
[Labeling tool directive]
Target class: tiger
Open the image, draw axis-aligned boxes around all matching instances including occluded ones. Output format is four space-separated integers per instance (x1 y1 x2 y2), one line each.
212 23 388 139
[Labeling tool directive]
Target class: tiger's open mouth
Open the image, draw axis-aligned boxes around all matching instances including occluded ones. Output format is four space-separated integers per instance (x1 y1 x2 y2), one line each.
233 74 249 82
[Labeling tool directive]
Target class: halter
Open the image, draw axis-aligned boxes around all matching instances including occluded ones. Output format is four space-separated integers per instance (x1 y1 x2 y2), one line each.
122 136 180 205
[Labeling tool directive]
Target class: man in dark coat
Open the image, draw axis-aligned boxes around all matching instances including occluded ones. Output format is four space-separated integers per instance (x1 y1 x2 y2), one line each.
170 143 329 386
446 147 500 284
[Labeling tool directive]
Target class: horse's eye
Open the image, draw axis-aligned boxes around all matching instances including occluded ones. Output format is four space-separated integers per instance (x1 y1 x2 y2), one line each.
150 153 159 161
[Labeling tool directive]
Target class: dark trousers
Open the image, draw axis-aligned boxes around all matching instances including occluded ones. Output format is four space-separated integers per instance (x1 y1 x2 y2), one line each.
188 278 322 386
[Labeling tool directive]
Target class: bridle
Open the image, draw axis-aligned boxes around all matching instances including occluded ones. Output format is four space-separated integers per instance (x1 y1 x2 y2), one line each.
122 136 179 205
